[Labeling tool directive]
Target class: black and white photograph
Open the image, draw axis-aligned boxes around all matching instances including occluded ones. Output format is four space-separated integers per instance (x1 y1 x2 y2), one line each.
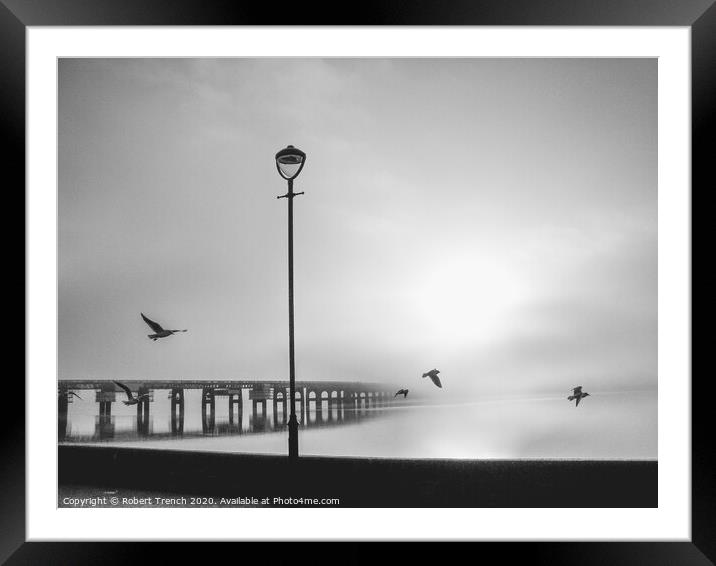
56 56 659 509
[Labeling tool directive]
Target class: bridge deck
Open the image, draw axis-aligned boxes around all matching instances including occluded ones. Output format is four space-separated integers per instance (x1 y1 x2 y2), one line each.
58 379 394 392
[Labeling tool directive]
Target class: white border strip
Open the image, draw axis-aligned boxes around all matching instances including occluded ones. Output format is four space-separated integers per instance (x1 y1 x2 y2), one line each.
27 27 690 541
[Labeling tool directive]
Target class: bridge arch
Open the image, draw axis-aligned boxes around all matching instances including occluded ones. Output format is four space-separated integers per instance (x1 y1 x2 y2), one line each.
307 391 319 417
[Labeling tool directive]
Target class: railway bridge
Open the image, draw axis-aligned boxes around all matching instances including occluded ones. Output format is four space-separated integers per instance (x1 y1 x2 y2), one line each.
58 379 397 437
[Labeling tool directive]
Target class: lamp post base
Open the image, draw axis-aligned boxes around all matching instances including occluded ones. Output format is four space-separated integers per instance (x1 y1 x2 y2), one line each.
288 414 299 460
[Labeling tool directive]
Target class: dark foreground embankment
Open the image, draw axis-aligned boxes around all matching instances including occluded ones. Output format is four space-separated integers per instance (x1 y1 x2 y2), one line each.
59 445 656 507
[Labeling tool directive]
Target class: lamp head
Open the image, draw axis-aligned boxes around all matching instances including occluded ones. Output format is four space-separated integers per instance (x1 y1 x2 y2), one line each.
275 145 306 180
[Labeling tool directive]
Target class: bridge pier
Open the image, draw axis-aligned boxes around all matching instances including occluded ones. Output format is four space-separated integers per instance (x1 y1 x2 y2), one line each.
316 395 324 423
305 390 317 424
272 396 278 420
171 388 185 434
250 400 268 432
252 399 267 419
202 388 216 433
137 386 150 419
335 394 344 422
248 384 270 430
273 387 289 424
335 394 343 418
272 389 287 427
58 388 68 441
292 392 305 425
96 384 116 420
136 386 150 435
228 390 242 427
343 391 355 413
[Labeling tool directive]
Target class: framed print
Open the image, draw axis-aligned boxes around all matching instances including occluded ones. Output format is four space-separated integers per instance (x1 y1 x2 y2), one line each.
7 0 708 563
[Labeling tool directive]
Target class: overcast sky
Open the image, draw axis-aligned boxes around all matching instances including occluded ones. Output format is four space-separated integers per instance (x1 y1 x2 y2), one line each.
58 58 656 400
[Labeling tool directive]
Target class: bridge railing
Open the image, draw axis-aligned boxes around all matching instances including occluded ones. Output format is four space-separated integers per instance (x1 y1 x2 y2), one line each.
59 379 398 397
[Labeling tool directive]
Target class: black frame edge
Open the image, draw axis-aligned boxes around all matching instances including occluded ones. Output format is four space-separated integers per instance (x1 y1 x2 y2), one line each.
691 1 716 563
0 0 715 26
9 0 710 563
1 0 26 564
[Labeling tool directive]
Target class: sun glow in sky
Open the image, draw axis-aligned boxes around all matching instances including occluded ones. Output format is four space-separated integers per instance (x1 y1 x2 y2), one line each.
59 58 656 404
413 251 527 348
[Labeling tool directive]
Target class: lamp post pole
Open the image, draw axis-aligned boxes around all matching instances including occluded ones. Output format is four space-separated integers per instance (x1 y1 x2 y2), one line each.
286 177 299 459
275 145 306 461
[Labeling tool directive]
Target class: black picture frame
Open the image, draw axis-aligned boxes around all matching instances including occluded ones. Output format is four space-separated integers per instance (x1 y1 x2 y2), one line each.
7 0 707 563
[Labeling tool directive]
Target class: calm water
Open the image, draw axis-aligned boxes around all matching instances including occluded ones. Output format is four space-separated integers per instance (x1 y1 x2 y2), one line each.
59 389 657 459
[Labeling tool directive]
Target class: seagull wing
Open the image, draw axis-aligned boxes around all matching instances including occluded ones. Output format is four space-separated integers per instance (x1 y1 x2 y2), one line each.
113 380 134 401
141 313 165 333
69 391 82 400
572 386 582 395
429 374 442 388
575 396 581 407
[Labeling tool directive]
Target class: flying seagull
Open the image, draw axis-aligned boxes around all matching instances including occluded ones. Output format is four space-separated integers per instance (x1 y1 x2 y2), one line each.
141 313 187 341
394 389 409 398
422 369 442 388
113 380 151 406
68 391 82 401
567 386 590 407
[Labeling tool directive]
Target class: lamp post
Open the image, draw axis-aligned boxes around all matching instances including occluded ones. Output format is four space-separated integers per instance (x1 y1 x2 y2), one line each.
275 145 306 460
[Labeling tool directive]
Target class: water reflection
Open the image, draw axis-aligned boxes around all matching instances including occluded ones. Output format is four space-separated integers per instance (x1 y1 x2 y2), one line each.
58 388 658 459
96 414 115 440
